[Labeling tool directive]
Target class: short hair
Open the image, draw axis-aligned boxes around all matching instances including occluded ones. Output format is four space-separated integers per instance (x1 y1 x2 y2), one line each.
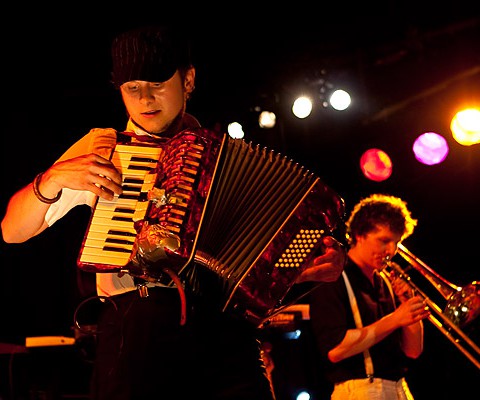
346 193 417 246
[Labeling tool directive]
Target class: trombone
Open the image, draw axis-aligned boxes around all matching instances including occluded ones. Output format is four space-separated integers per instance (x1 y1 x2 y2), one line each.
383 243 480 370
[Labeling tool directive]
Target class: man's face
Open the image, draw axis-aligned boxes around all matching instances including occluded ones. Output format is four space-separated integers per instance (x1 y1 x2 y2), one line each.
354 224 402 270
120 69 193 134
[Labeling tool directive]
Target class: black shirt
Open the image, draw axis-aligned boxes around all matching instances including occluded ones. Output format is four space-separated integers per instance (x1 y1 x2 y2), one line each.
308 257 411 383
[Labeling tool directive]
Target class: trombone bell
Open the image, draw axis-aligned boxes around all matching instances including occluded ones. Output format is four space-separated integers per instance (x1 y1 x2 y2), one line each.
445 281 480 328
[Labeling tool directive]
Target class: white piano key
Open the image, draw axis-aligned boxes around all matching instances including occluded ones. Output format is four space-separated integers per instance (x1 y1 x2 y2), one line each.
79 249 130 267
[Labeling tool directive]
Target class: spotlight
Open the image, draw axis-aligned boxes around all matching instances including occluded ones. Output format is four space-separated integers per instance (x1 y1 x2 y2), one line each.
292 96 313 119
413 132 449 165
329 89 351 111
259 111 277 128
227 122 245 139
295 390 311 400
451 108 480 146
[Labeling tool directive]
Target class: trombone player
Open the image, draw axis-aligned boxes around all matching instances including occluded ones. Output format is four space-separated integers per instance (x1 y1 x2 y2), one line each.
308 193 430 400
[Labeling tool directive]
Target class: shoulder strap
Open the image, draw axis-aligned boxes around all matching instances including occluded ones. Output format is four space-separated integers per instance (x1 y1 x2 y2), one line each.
342 271 374 380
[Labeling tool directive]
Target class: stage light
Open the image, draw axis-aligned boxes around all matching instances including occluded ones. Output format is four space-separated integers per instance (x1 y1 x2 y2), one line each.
450 108 480 146
295 390 311 400
259 110 277 128
329 89 351 111
284 329 302 340
292 96 313 119
227 122 245 139
360 148 393 182
413 132 449 165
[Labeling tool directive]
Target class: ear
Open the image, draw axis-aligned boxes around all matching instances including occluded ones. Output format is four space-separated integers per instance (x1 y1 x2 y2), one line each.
184 67 196 95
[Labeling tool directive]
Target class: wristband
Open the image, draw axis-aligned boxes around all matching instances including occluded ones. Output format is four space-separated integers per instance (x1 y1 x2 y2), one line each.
33 172 62 204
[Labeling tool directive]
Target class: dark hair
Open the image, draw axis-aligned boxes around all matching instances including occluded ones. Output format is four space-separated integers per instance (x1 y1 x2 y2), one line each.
111 25 192 88
346 193 417 245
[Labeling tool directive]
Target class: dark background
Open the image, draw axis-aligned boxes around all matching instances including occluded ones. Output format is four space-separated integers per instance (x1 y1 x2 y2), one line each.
1 6 479 399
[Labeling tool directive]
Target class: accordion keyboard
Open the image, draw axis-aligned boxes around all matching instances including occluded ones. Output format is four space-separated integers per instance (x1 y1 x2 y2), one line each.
78 143 162 269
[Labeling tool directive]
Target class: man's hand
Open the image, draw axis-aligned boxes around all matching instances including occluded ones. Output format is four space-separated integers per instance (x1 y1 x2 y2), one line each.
296 236 347 283
43 154 123 201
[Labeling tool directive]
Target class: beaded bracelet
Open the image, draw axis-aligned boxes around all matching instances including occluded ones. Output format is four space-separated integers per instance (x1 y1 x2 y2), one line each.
33 172 62 204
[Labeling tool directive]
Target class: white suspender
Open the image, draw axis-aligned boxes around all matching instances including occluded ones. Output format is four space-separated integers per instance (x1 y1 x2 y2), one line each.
341 270 397 382
342 271 374 381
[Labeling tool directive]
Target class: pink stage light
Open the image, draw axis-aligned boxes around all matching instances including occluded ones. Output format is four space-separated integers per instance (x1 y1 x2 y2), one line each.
413 132 449 165
360 148 393 182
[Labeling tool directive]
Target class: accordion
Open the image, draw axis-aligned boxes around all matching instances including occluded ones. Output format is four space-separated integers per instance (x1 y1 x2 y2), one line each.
77 127 346 324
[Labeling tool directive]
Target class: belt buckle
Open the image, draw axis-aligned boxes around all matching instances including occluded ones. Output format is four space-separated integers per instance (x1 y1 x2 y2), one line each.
136 282 150 298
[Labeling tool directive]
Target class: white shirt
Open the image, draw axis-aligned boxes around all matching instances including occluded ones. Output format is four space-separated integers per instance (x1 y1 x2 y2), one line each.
45 121 170 296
